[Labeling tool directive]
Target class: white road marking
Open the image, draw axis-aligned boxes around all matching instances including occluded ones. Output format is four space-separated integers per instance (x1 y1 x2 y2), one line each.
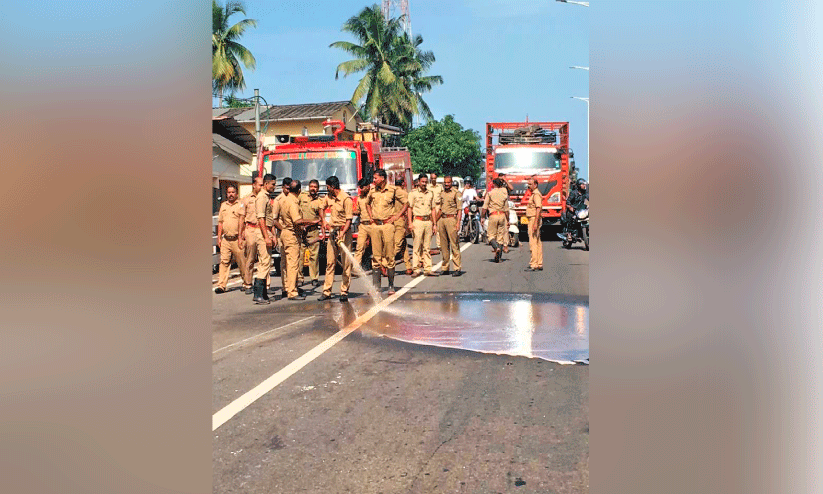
212 316 317 355
212 242 473 431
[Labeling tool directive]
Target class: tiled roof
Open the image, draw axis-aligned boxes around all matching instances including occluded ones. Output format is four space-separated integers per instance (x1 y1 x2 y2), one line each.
212 101 355 123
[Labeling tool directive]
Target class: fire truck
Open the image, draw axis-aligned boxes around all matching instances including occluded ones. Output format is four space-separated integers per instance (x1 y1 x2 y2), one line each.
256 120 413 272
485 121 574 236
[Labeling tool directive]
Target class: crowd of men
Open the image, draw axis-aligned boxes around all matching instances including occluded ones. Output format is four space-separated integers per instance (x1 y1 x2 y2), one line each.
214 169 589 304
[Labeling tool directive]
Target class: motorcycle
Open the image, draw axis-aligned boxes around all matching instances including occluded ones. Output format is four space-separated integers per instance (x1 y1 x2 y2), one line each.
459 200 483 244
559 207 589 251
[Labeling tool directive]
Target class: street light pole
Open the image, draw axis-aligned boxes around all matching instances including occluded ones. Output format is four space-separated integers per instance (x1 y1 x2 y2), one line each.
556 0 589 6
571 97 589 178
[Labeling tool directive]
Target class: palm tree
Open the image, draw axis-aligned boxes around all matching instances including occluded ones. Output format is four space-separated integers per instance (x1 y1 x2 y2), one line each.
212 0 257 108
330 4 442 131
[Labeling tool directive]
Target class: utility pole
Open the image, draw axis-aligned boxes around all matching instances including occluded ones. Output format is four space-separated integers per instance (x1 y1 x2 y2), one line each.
254 88 261 149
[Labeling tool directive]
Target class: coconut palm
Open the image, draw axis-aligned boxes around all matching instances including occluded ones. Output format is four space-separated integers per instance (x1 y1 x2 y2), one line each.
330 4 442 131
212 0 257 108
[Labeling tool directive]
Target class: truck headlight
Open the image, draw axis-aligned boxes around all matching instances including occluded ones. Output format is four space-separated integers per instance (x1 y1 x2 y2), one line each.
548 192 560 203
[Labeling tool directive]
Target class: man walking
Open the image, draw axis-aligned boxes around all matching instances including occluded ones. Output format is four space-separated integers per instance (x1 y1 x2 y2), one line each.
525 177 544 271
436 176 463 276
297 179 323 288
352 178 373 278
365 169 402 294
273 180 319 301
252 174 277 304
241 176 263 294
392 177 411 275
318 176 353 302
215 185 251 293
407 174 437 279
428 172 443 253
482 177 510 263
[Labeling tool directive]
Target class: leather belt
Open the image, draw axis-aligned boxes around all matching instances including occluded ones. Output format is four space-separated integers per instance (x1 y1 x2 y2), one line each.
223 234 239 241
440 213 457 219
373 219 387 225
414 215 432 221
490 211 506 216
360 220 372 225
245 222 260 228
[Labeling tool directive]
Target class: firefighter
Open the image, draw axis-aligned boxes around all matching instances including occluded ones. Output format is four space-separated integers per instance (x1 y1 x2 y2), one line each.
365 169 402 294
252 174 277 304
392 177 411 275
407 173 437 278
241 176 263 294
428 172 443 253
525 177 544 271
352 178 373 277
436 176 463 276
215 185 250 293
272 180 319 301
297 179 323 288
482 177 509 263
318 176 353 302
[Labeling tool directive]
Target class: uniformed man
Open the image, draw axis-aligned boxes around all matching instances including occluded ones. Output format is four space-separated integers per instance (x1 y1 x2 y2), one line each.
273 180 319 301
296 179 323 288
392 177 411 275
497 173 514 246
365 169 403 294
407 173 437 278
252 174 277 304
215 185 251 293
318 176 354 302
482 177 510 263
241 176 263 294
525 177 544 271
428 172 443 253
436 176 463 276
272 177 296 299
352 177 373 278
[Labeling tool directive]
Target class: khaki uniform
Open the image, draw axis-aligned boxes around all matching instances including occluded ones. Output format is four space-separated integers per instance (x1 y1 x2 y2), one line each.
241 192 259 289
429 183 443 251
526 189 544 268
437 188 462 272
353 194 373 269
322 190 354 296
297 191 323 284
392 187 411 269
216 200 250 289
365 183 399 270
408 188 435 274
278 194 303 298
483 187 509 247
253 190 274 280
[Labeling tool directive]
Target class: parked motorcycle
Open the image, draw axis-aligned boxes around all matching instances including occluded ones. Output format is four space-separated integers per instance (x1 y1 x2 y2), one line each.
507 200 520 248
460 200 483 244
559 208 589 251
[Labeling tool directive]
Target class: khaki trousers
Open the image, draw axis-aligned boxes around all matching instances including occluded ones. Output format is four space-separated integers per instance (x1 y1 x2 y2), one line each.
488 214 507 247
280 230 301 298
323 229 353 296
412 219 433 274
217 238 250 289
298 229 320 283
528 216 543 268
251 227 273 280
354 223 372 269
436 217 461 271
394 221 410 268
369 223 396 269
243 227 261 287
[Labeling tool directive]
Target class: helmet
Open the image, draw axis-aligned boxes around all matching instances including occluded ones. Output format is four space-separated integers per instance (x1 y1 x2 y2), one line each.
577 178 587 187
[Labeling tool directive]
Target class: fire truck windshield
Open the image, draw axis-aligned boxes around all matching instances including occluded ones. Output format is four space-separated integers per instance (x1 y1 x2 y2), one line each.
265 150 358 185
494 148 560 171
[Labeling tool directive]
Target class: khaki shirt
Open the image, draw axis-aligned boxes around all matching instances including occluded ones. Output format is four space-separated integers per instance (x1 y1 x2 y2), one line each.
298 191 323 222
323 189 353 228
279 194 302 231
429 183 443 208
438 188 461 215
393 187 409 225
354 194 372 222
255 190 273 225
408 188 435 217
242 192 257 224
482 187 509 212
218 200 245 236
366 183 399 221
526 189 543 218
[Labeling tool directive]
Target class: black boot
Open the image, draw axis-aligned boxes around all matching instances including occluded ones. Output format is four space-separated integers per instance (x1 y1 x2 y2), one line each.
372 269 381 292
253 279 270 304
489 239 500 253
387 268 396 295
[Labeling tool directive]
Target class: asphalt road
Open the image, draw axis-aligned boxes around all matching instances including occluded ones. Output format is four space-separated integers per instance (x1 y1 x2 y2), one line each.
213 235 589 493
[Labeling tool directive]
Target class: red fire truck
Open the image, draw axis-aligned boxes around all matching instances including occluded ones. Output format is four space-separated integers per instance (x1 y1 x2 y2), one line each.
485 121 573 236
256 120 412 271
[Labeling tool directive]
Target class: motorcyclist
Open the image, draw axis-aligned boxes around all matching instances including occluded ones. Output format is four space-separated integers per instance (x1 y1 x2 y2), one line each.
562 178 589 240
460 178 485 237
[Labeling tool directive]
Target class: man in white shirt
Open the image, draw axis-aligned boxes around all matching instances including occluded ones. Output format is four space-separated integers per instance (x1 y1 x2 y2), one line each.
461 179 484 236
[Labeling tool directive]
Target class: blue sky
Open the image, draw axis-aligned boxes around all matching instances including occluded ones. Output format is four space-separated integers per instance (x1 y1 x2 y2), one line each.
218 0 589 179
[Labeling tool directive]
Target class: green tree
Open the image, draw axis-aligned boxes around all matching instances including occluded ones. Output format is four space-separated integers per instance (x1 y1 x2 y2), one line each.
330 4 442 131
222 93 252 108
213 0 257 108
402 115 483 179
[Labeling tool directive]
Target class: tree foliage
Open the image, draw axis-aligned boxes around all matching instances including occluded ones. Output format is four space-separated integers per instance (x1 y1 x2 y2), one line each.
330 4 442 132
401 115 483 179
213 0 257 108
